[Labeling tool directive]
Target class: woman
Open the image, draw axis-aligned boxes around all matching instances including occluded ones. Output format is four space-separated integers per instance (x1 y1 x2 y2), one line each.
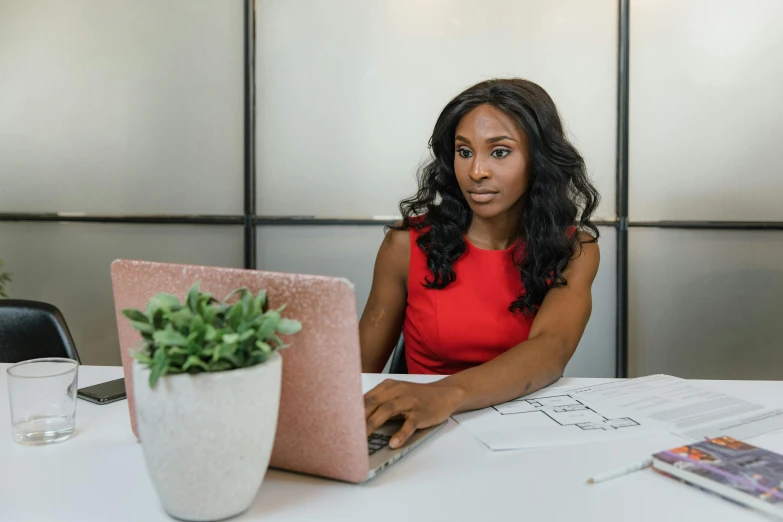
359 78 601 450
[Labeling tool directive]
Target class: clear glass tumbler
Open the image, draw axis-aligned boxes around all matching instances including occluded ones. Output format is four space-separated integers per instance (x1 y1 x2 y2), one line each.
7 358 79 445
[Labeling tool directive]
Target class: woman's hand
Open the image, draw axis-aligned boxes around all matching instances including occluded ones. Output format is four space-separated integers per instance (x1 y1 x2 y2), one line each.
364 379 465 449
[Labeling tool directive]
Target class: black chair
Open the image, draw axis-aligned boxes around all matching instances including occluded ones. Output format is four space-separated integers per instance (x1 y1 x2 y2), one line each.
388 334 407 374
0 300 81 364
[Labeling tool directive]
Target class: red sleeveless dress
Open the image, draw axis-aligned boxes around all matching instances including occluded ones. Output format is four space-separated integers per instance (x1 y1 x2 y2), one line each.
403 225 534 375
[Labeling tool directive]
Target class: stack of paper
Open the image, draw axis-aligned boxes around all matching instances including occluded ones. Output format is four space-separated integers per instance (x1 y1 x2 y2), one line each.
452 375 783 451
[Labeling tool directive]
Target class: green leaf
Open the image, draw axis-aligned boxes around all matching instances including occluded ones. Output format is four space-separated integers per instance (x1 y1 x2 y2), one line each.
249 351 269 365
255 340 272 353
240 292 253 316
153 328 189 346
202 305 217 325
222 353 243 367
131 350 153 365
130 321 154 334
222 333 239 344
149 362 166 387
208 360 232 372
151 308 165 330
222 341 238 357
227 302 243 330
204 324 217 341
187 282 201 312
275 318 302 335
256 316 277 340
253 291 267 314
212 343 224 363
221 287 245 305
190 314 205 335
122 309 149 323
152 293 182 311
168 309 194 329
238 328 255 342
149 347 169 387
182 355 209 372
186 330 200 346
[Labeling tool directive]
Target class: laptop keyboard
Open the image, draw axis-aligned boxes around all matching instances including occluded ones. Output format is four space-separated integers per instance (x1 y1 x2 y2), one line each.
368 433 392 455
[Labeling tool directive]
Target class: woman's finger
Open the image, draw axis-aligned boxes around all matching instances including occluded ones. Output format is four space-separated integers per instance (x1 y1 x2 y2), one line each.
364 381 405 419
366 400 403 435
364 386 392 419
390 415 419 449
364 389 384 419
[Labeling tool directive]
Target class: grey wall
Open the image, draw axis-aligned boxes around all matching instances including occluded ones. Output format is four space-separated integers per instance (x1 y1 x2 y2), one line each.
629 0 783 222
0 223 243 366
629 229 783 380
0 0 245 365
628 0 783 379
255 0 618 220
0 0 244 214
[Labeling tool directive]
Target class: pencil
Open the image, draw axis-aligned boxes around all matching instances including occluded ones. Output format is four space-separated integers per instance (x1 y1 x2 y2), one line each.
586 458 653 484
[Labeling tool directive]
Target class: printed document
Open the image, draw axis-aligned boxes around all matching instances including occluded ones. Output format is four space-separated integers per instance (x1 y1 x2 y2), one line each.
452 385 662 450
567 374 783 441
453 375 783 450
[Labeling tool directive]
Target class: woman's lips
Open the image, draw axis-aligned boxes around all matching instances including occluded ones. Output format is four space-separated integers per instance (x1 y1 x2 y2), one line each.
468 191 498 203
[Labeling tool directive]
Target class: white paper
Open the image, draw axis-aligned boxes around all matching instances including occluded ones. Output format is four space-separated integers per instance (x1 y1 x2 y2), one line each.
567 374 783 441
452 386 662 450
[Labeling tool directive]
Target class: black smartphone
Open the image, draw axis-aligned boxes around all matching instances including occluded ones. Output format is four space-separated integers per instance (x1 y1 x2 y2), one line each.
77 378 127 405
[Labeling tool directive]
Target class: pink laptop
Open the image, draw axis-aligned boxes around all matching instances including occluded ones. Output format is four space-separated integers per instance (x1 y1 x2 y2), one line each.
110 259 443 483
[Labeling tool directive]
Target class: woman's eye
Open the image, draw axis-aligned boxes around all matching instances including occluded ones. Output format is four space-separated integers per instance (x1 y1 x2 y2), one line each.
492 149 511 159
457 148 473 159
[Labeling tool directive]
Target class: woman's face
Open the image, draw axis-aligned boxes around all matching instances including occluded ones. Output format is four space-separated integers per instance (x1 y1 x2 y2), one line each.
453 104 529 220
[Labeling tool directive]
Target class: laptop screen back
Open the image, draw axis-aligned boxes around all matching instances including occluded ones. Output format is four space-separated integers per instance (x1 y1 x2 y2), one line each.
110 259 370 483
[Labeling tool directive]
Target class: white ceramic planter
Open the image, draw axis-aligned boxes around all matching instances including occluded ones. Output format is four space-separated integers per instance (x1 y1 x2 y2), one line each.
133 353 282 521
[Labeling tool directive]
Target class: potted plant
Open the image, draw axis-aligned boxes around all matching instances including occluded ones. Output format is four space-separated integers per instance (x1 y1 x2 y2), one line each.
0 259 10 298
123 282 301 521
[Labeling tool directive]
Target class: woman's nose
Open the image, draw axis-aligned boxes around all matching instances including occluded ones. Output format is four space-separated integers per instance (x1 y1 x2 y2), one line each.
469 158 491 182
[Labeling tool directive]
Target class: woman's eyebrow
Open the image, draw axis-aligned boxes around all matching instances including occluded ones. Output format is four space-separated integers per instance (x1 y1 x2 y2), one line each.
454 135 518 144
486 135 517 143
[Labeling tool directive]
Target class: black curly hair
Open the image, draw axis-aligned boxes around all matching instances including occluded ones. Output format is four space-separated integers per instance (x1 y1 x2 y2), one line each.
393 78 600 315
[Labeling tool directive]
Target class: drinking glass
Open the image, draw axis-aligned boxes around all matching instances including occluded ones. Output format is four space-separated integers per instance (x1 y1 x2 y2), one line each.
7 358 79 445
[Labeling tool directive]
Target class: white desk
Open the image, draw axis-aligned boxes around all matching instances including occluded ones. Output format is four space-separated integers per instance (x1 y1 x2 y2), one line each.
1 364 781 522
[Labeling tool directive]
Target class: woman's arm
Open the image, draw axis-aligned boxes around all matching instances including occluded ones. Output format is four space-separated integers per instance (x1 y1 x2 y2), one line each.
359 227 409 373
364 235 600 448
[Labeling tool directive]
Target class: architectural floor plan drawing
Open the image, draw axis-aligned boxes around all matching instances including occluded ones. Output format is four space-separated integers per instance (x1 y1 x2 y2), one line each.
452 386 658 450
493 394 639 431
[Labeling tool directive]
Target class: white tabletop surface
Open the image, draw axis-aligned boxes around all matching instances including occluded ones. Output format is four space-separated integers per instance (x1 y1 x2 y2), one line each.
2 364 782 522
